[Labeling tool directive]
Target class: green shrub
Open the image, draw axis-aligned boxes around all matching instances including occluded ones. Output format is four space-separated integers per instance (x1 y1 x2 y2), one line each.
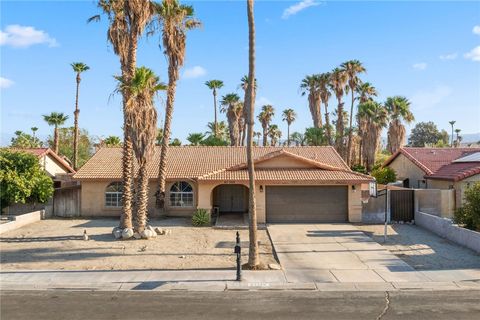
351 164 367 174
371 167 397 185
192 208 211 227
0 149 54 210
454 182 480 231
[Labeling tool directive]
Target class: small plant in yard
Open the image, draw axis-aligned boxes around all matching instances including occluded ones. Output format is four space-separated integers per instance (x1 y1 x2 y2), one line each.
454 182 480 231
371 167 397 185
192 209 211 227
351 164 367 174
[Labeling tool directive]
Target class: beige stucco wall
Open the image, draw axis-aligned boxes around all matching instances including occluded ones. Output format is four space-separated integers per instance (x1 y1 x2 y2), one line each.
426 174 480 208
80 179 362 223
388 154 427 188
80 180 198 217
40 154 69 178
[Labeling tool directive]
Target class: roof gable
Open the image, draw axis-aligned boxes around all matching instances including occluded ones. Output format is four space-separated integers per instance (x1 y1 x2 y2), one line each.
383 147 480 175
73 146 353 180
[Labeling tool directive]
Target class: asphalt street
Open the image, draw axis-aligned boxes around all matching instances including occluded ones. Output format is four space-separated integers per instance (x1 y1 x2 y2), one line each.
1 290 480 320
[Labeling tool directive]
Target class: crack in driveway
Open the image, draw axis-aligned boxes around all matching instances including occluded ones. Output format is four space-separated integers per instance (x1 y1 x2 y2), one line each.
376 291 390 320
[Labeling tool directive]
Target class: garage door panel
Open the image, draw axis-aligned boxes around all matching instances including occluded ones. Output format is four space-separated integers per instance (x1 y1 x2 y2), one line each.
266 186 348 223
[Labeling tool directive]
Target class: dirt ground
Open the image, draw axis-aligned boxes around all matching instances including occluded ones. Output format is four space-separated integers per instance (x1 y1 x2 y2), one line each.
0 218 277 271
356 224 480 270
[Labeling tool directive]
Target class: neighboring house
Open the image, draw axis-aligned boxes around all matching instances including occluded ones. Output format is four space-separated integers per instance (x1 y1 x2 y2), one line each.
73 146 372 223
18 148 76 188
383 147 480 206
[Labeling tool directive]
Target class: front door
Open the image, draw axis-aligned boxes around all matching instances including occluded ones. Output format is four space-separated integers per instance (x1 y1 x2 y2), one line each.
216 185 247 213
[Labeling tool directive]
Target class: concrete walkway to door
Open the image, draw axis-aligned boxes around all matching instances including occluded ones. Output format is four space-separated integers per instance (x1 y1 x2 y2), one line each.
267 224 475 284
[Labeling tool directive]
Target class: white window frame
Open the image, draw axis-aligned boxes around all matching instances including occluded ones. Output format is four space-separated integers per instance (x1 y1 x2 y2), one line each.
170 181 194 207
105 182 123 208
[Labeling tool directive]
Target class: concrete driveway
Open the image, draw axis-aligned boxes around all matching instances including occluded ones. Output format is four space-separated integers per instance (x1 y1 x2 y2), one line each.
268 223 430 283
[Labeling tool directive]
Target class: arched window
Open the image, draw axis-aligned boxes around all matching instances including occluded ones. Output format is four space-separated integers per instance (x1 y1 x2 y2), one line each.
170 181 194 207
105 182 123 207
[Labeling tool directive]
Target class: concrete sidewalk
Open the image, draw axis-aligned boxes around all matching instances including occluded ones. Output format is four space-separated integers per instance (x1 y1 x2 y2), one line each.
1 269 479 292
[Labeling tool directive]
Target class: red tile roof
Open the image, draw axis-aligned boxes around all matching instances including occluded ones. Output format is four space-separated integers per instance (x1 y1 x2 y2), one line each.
383 147 480 181
74 146 371 183
11 148 76 174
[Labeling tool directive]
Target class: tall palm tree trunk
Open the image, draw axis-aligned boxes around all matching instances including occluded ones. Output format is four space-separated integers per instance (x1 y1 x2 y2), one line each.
73 73 80 170
158 67 177 209
335 98 345 159
227 113 237 146
120 26 139 230
213 89 218 137
54 125 59 154
262 125 268 146
324 101 332 145
287 124 290 146
346 90 355 165
246 0 259 268
134 160 149 233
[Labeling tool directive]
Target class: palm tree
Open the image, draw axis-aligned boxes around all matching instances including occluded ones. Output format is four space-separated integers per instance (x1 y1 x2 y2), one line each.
205 80 224 137
300 74 322 128
31 127 38 139
90 0 153 230
155 0 201 209
318 72 333 145
220 93 241 146
254 131 262 145
341 60 366 166
330 67 348 159
268 124 282 146
71 62 90 170
282 109 296 146
455 128 461 147
246 0 260 269
207 121 228 141
103 135 122 147
257 105 274 146
239 75 257 146
305 127 328 146
385 96 414 154
43 112 69 154
358 101 388 171
290 131 306 146
449 120 456 147
116 67 165 234
187 132 205 145
356 82 377 163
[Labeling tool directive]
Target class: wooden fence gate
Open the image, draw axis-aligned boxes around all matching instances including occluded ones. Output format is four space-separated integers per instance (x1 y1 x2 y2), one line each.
390 189 415 222
53 185 81 217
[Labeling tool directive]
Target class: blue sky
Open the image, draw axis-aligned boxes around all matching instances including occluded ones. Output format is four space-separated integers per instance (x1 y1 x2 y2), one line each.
1 0 479 145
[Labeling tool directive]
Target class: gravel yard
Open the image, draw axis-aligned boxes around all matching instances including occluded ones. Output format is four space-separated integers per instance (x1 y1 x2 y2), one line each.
0 218 277 271
356 223 480 270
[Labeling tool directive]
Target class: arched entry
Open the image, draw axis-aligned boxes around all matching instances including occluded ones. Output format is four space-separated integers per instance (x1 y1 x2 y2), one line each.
212 184 249 214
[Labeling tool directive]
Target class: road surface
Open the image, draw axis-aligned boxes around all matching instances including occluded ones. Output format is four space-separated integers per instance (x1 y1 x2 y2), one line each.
1 290 480 320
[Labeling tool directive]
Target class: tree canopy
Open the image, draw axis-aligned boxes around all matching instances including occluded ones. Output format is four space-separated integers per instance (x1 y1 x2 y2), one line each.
48 127 93 168
0 149 54 210
408 121 445 147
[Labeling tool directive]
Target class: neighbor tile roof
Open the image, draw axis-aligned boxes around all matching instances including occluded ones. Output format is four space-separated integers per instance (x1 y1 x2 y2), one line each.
383 147 480 181
73 146 370 183
12 147 76 174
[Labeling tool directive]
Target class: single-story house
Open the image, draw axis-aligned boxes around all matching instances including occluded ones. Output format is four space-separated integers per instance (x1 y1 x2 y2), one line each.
73 146 373 223
383 147 480 206
18 148 76 188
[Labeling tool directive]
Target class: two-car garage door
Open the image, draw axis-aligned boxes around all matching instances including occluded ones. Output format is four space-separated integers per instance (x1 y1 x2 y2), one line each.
266 186 348 223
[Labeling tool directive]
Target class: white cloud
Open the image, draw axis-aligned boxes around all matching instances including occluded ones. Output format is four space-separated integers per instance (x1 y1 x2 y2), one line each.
255 97 273 108
0 77 14 89
182 66 207 79
411 85 452 110
412 62 427 70
464 46 480 62
473 25 480 35
282 0 320 19
439 53 458 60
0 25 58 48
